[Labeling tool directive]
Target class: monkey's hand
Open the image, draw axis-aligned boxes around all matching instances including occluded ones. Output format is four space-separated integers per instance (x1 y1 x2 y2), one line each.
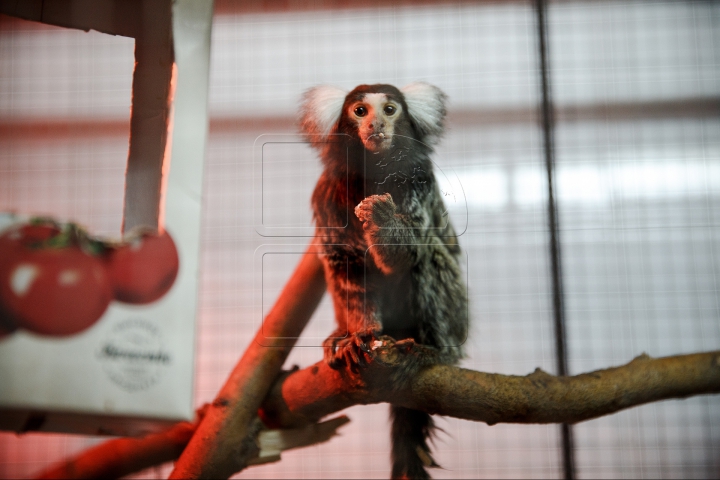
355 194 416 274
355 193 398 233
323 328 380 371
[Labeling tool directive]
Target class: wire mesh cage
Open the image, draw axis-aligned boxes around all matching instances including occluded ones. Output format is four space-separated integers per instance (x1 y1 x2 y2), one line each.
1 0 718 478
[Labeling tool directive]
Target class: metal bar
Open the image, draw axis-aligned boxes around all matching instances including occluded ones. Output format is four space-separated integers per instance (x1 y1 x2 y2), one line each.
535 0 576 478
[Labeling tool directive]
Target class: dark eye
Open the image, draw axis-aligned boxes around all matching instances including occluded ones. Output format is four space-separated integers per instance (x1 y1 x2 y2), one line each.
384 105 396 116
354 106 367 117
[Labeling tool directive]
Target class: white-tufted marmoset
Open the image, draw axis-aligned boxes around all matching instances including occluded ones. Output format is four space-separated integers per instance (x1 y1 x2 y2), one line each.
300 82 468 480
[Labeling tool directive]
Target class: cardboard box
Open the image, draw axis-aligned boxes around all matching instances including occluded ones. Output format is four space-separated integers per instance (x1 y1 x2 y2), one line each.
0 0 213 436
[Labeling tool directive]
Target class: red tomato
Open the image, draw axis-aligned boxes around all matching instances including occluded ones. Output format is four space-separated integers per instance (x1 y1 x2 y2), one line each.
0 222 62 333
0 224 112 336
0 223 61 258
107 230 179 304
11 223 62 243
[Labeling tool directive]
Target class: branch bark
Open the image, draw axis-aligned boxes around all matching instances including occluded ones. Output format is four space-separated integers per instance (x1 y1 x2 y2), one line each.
37 418 198 479
260 340 720 427
167 242 327 479
35 346 720 479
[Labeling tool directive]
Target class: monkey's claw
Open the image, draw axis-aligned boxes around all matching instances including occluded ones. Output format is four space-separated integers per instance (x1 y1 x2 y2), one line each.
324 330 379 371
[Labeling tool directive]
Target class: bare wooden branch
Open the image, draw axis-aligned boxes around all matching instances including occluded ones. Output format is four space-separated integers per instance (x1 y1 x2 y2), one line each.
34 342 720 479
168 243 327 479
259 340 720 427
249 415 350 465
36 418 197 479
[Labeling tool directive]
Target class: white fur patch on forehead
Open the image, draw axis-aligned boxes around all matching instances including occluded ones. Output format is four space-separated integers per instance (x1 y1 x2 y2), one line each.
401 82 447 145
359 93 389 108
300 85 348 139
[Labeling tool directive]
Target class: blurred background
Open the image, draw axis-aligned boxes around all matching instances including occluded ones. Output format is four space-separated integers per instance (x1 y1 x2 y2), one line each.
1 0 719 478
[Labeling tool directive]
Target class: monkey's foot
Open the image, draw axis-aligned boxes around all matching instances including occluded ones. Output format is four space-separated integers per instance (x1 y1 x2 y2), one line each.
393 338 450 365
324 330 380 371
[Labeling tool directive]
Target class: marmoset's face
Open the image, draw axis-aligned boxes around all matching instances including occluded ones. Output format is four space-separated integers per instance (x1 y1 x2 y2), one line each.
348 93 403 153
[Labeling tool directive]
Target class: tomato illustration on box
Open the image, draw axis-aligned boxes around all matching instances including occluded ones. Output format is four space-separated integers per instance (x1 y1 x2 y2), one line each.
0 217 179 338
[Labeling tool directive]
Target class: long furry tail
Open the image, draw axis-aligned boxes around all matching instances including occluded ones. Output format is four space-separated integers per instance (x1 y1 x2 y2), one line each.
390 405 438 480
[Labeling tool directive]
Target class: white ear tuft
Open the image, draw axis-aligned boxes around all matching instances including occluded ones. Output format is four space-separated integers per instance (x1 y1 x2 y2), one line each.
401 82 447 145
300 85 348 140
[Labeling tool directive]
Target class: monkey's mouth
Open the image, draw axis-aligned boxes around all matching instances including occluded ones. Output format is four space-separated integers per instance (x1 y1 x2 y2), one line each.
363 133 392 152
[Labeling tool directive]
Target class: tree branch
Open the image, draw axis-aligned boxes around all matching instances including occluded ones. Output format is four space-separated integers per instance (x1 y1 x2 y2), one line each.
35 345 720 479
167 242 327 479
260 339 720 427
37 418 198 479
